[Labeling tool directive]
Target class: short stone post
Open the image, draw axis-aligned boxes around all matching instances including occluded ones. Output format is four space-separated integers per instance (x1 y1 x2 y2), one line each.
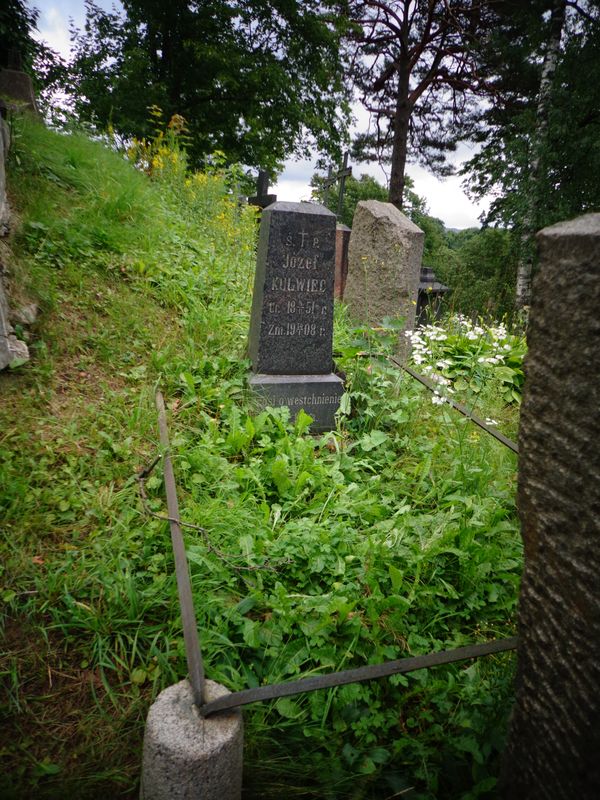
344 200 423 353
500 214 600 798
140 679 243 800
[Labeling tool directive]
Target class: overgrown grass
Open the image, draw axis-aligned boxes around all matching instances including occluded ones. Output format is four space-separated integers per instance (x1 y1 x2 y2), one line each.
1 115 522 800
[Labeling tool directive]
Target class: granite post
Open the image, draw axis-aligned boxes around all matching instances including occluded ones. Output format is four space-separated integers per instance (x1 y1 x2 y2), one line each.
499 214 600 799
248 201 343 430
344 200 424 353
140 679 243 800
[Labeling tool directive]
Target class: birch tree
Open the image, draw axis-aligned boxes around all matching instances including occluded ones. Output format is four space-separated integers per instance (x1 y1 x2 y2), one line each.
463 0 600 309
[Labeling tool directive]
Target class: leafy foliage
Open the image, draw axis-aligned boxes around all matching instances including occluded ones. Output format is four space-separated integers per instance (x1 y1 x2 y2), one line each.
405 317 526 409
65 0 352 171
438 228 520 319
463 1 600 232
0 0 39 70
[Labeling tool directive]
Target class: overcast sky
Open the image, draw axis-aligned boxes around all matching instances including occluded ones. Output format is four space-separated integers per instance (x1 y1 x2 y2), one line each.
34 0 488 229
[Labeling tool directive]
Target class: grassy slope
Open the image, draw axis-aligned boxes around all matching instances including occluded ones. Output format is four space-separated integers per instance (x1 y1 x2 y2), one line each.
0 117 255 798
1 118 521 800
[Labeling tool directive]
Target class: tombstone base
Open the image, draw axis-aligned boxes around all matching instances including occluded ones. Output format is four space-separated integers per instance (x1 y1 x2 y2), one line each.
249 373 344 432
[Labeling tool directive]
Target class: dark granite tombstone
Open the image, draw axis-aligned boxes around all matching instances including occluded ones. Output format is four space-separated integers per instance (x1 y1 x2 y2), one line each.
248 201 343 431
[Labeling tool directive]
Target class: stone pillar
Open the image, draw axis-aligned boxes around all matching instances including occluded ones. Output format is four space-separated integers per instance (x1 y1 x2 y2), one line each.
334 223 351 300
344 200 423 353
500 214 600 799
140 679 243 800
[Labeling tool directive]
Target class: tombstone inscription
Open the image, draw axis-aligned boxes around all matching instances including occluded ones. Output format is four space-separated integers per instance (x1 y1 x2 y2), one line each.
248 201 343 431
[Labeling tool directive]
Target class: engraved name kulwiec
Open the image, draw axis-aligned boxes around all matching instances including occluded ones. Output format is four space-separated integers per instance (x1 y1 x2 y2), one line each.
247 201 344 432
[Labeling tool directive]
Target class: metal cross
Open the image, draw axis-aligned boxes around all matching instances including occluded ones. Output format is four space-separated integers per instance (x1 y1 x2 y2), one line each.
322 152 352 220
248 169 277 209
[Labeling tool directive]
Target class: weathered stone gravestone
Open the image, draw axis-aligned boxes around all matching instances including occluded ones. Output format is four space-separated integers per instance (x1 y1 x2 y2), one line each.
344 200 424 350
248 201 343 431
500 214 600 799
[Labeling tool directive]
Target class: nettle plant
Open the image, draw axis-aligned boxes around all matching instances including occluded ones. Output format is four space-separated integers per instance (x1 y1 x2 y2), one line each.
405 315 526 409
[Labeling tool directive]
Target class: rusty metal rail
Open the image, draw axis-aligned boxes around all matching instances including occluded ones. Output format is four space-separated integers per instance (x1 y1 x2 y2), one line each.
389 356 519 455
156 391 206 707
200 636 517 717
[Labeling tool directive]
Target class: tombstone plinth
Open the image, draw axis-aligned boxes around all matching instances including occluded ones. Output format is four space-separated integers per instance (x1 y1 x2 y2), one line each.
249 373 343 430
248 201 343 431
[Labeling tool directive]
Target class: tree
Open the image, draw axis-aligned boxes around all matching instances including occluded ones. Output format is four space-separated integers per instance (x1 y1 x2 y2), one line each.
311 170 423 226
462 1 600 306
347 0 492 209
0 0 38 70
514 0 566 308
441 227 519 317
66 0 352 171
